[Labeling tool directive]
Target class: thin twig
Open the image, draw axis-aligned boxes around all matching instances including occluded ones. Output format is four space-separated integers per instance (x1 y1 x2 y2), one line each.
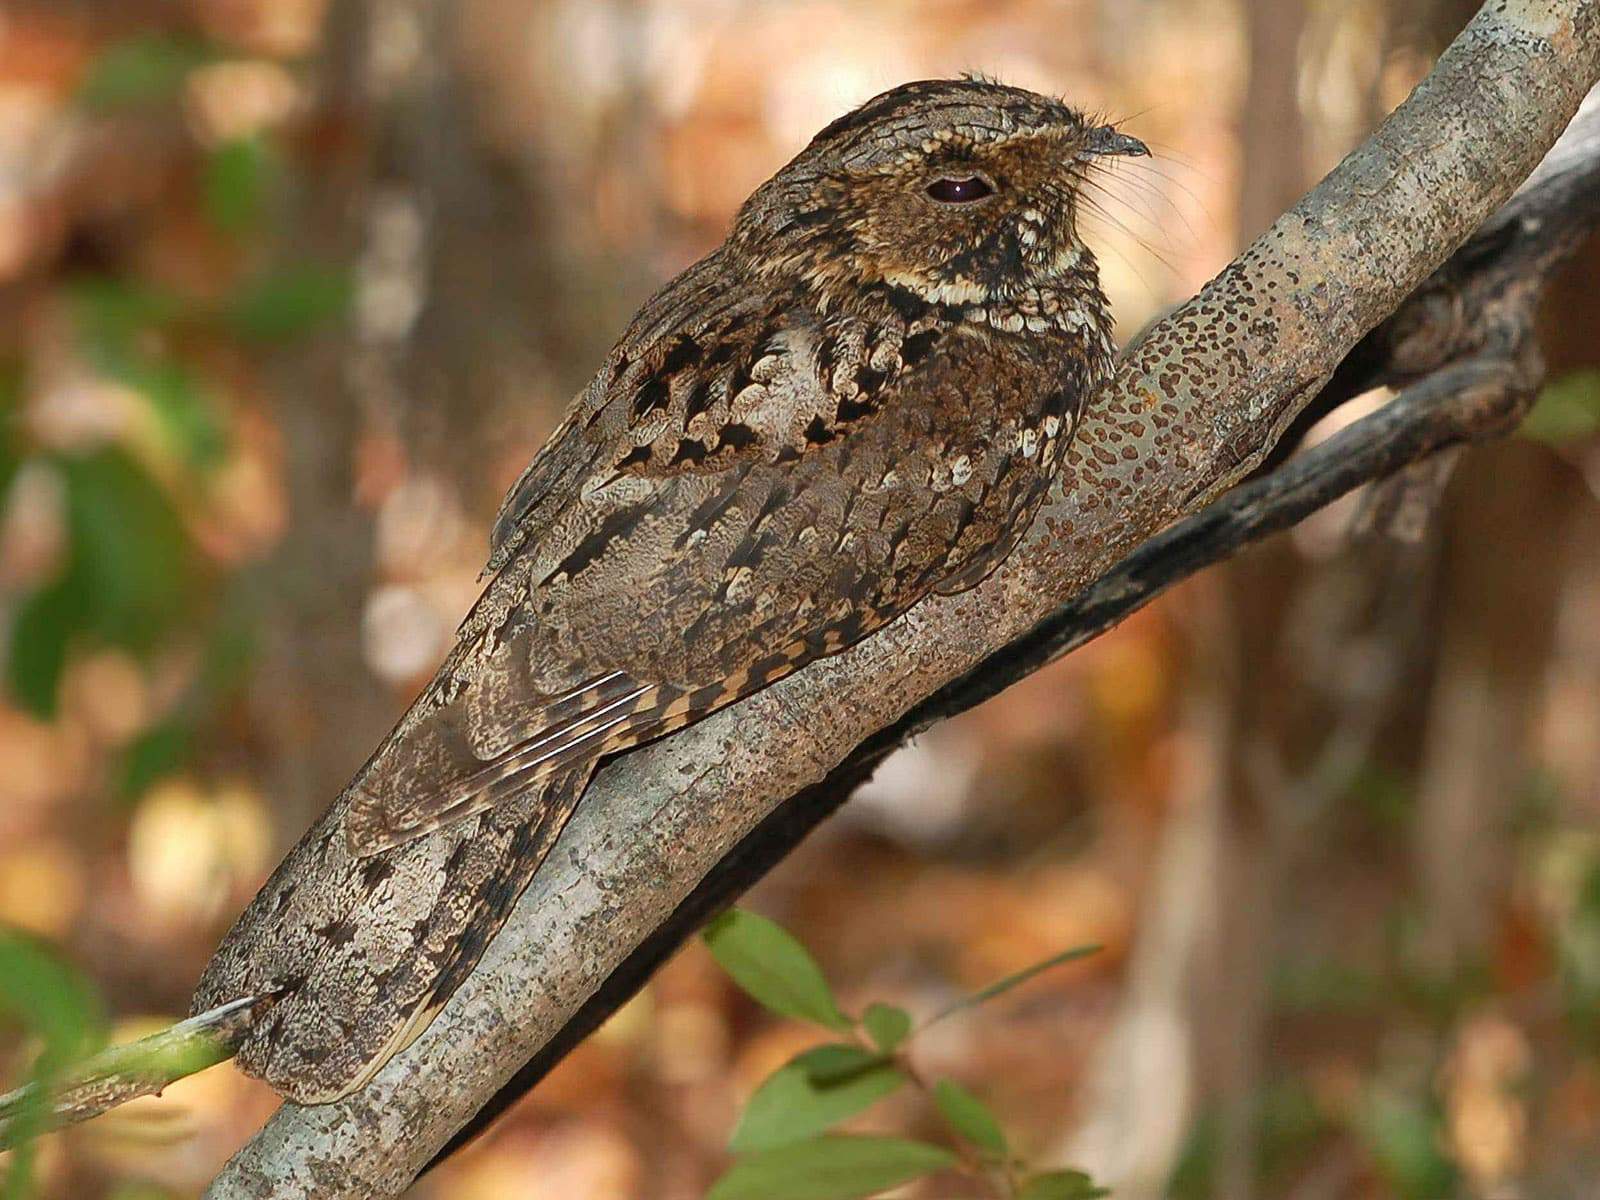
0 995 271 1151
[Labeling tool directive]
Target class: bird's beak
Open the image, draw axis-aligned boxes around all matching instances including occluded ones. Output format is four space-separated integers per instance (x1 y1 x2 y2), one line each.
1083 125 1150 158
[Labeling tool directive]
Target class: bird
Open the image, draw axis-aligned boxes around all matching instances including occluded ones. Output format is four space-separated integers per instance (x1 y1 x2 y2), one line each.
193 76 1146 1104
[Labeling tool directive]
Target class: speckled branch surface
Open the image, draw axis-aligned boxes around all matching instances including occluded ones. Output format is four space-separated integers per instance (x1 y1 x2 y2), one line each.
208 3 1600 1195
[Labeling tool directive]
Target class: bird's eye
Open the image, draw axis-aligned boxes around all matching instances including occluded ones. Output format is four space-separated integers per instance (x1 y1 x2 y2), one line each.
925 176 994 204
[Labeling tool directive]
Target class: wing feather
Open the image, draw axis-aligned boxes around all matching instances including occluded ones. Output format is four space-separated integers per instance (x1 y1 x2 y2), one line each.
346 279 1066 858
346 668 658 853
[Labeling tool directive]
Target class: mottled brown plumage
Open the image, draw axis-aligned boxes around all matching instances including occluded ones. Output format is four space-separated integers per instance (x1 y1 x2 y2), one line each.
194 77 1145 1102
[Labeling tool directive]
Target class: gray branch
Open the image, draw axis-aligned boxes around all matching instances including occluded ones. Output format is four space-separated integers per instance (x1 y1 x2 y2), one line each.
195 2 1600 1194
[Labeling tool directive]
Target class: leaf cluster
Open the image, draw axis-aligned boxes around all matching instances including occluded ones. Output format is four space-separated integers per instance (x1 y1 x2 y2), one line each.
702 909 1104 1200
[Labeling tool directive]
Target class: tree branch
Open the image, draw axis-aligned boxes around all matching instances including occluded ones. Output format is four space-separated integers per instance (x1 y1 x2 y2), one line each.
423 349 1551 1167
49 2 1594 1194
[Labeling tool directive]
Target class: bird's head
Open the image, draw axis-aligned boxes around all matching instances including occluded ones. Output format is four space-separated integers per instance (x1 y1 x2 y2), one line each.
730 77 1147 309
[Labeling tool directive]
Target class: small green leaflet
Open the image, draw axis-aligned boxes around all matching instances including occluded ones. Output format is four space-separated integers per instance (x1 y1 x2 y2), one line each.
117 719 193 799
704 910 851 1031
0 932 103 1068
932 1079 1008 1156
707 1135 955 1200
797 1044 884 1085
0 931 105 1191
204 136 279 235
1522 369 1600 444
76 34 212 112
69 278 184 360
1357 1089 1459 1200
6 578 77 719
931 944 1101 1024
223 267 352 342
861 1003 912 1053
5 449 199 717
119 360 227 469
1017 1169 1110 1199
730 1046 904 1153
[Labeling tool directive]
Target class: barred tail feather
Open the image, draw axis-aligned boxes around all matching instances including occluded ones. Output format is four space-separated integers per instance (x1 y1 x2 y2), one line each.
192 767 589 1104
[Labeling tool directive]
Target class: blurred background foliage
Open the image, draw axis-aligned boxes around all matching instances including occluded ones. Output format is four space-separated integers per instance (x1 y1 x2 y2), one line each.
0 1 1599 1197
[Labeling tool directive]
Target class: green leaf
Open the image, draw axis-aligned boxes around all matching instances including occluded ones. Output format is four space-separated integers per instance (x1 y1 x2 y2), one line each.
1557 856 1600 1042
1522 369 1600 444
0 930 105 1187
70 278 185 366
730 1048 904 1153
1357 1089 1458 1200
0 929 102 1062
861 1003 911 1053
932 1079 1008 1156
121 361 227 468
4 449 199 719
108 1184 178 1200
203 136 278 235
1018 1169 1110 1199
0 364 22 501
707 1135 955 1200
76 34 212 112
6 577 81 719
932 944 1101 1023
223 266 351 342
118 720 192 798
65 281 226 468
796 1044 883 1085
198 592 258 694
59 449 194 652
704 910 851 1031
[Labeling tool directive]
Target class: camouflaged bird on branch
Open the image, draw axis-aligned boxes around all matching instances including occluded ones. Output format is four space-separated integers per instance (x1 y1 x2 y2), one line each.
193 76 1148 1103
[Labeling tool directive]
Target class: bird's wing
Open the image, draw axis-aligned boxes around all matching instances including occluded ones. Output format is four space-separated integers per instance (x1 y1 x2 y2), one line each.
345 265 1064 855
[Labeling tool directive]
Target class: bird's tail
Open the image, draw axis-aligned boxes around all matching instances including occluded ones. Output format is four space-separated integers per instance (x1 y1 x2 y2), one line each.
191 766 589 1104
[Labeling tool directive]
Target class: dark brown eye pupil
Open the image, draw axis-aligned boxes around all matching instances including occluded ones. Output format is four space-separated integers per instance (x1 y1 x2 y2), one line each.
926 176 993 203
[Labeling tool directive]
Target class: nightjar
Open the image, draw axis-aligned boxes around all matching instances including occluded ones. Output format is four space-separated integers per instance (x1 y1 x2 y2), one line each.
194 77 1146 1102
